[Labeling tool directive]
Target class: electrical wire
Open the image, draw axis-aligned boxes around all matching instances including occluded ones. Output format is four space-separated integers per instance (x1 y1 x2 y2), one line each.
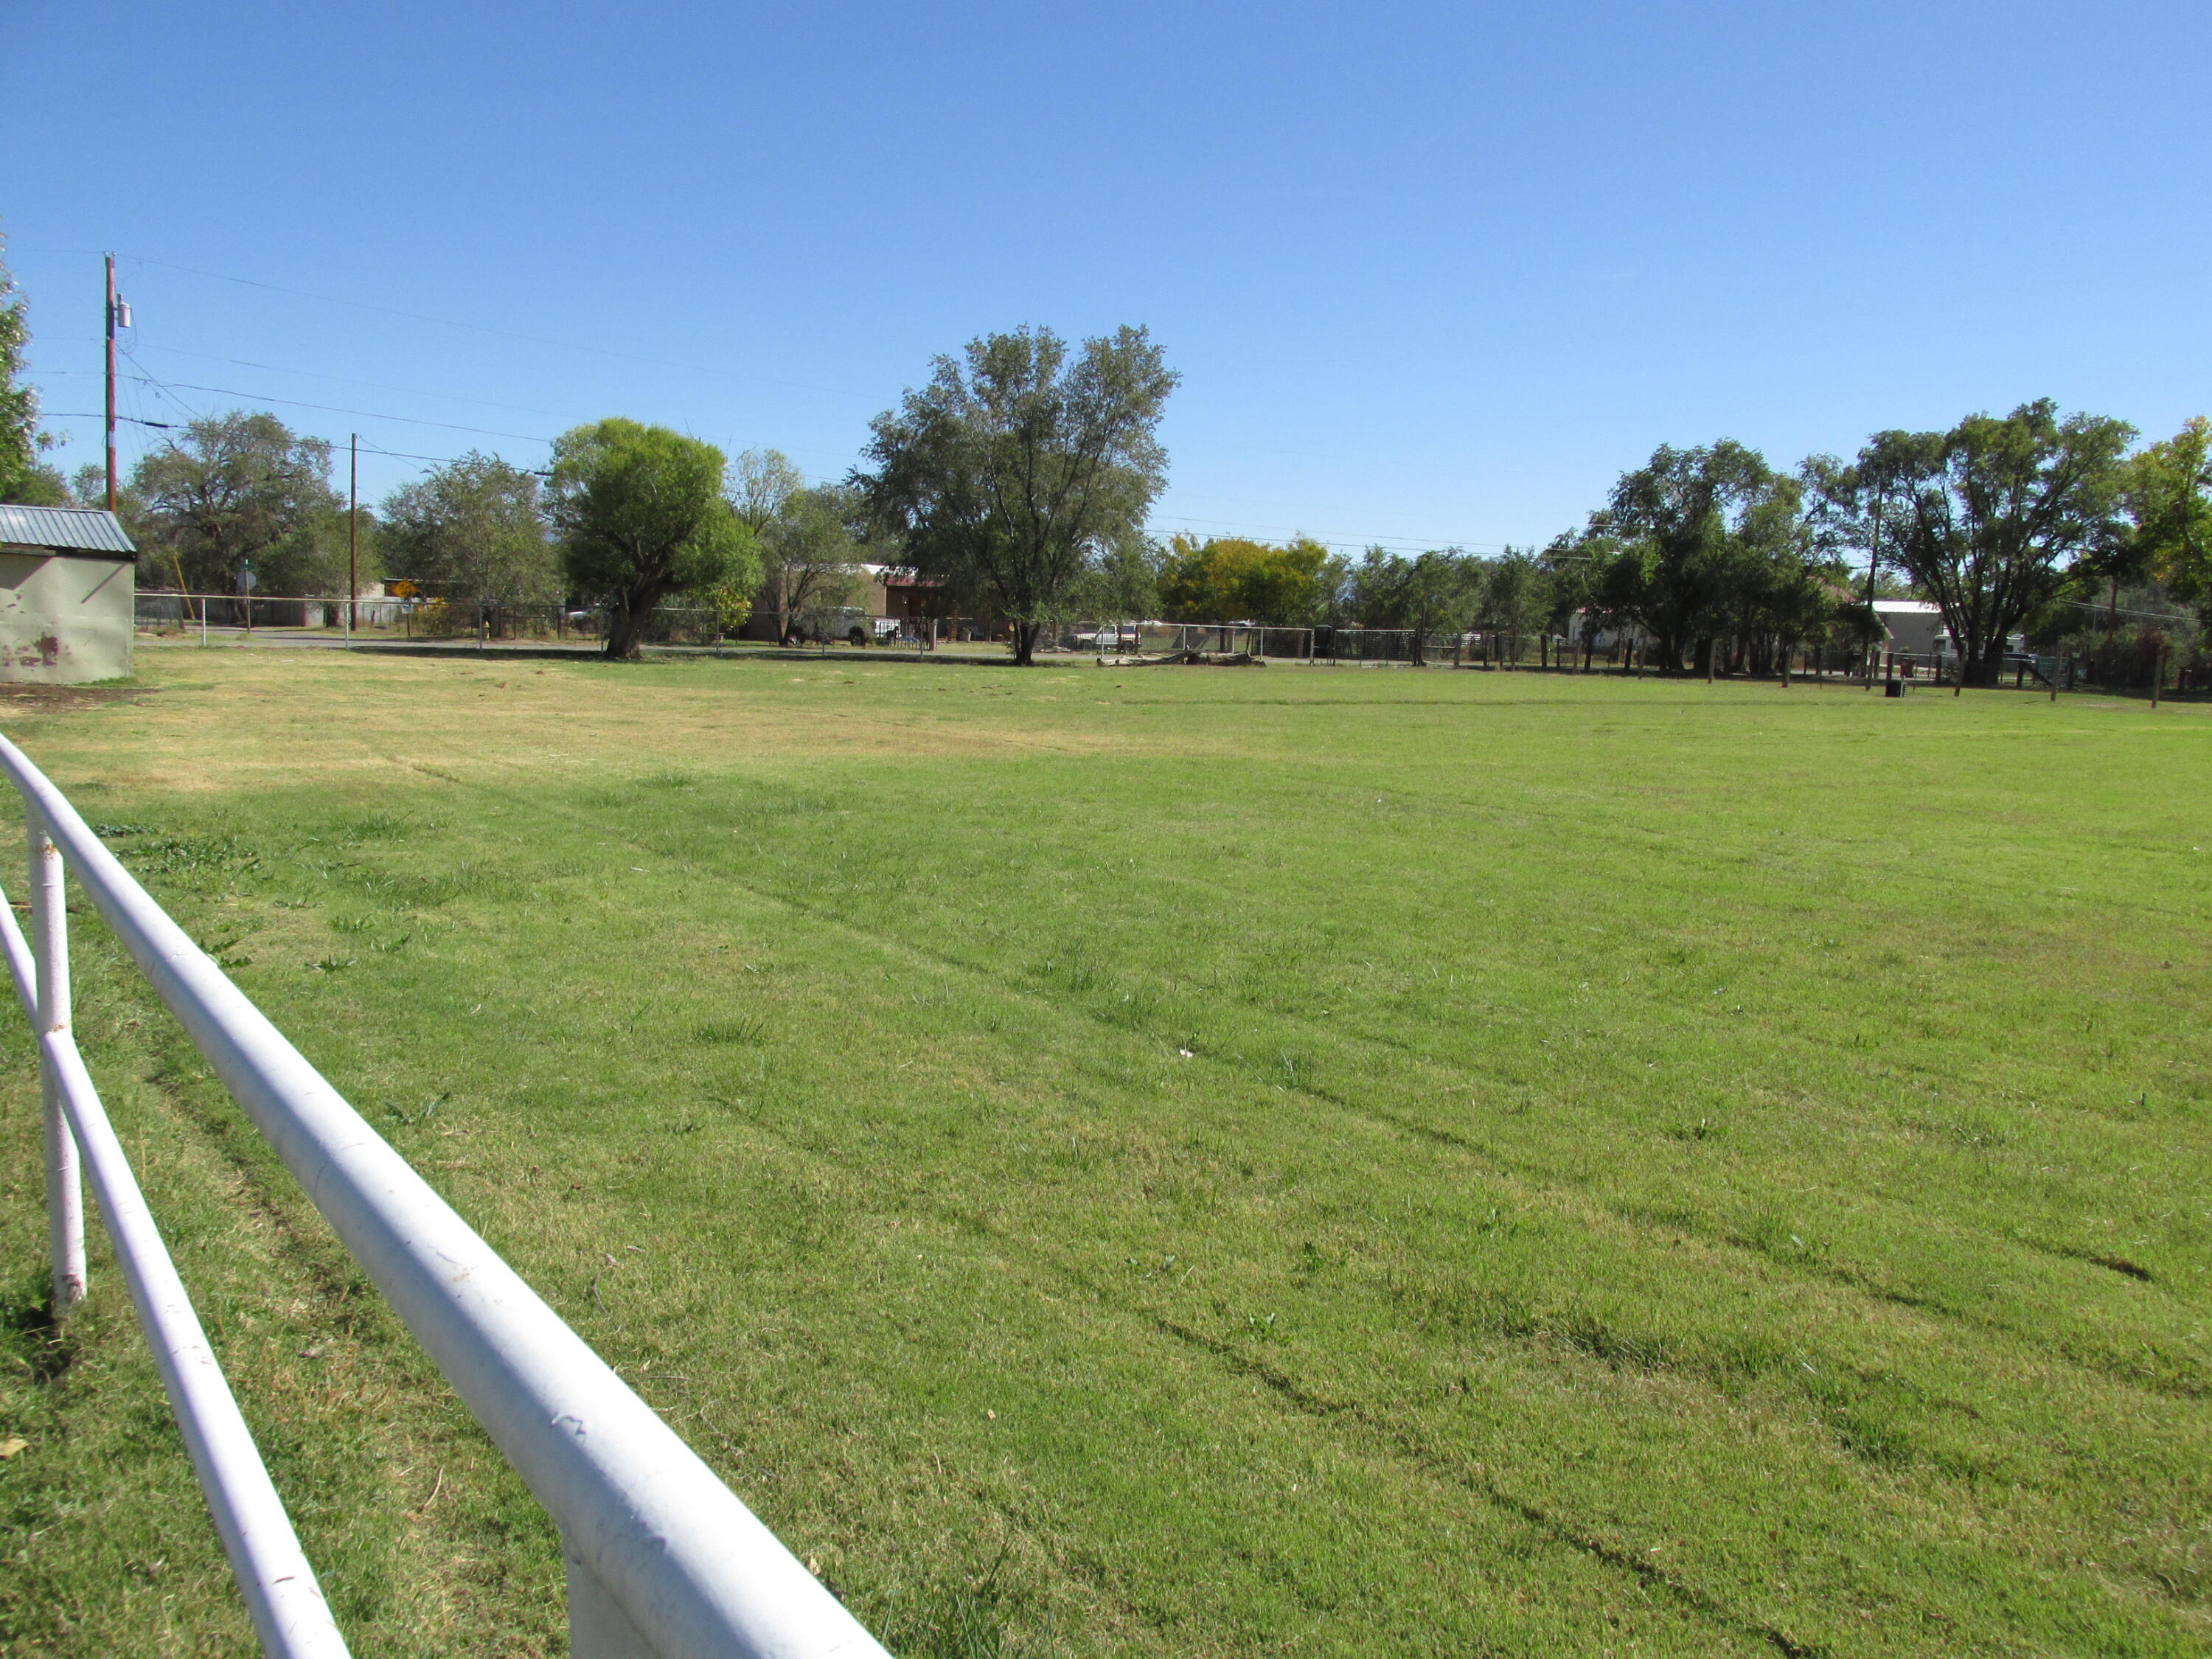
2056 597 2196 625
114 252 862 399
43 414 174 428
356 442 473 467
41 335 563 419
40 260 1551 549
1152 512 1515 554
111 374 554 443
34 260 1568 549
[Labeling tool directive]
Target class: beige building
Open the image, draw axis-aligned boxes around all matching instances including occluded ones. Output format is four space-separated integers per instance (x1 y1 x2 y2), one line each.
1871 599 1950 658
0 506 136 684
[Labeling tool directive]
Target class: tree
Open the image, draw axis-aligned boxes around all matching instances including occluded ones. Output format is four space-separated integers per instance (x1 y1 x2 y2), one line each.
1072 528 1165 621
1540 532 1610 667
2126 417 2212 626
1596 441 1800 674
759 483 863 641
1885 401 2135 685
70 464 114 512
1711 533 1840 676
1476 547 1548 665
1802 434 1930 671
1343 547 1480 660
131 412 348 593
860 325 1178 665
1158 534 1328 624
0 233 67 506
549 418 758 660
380 452 559 605
1803 432 1920 589
729 448 804 536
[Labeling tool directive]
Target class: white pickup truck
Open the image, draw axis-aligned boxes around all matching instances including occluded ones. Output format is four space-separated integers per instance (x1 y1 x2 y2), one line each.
783 607 900 647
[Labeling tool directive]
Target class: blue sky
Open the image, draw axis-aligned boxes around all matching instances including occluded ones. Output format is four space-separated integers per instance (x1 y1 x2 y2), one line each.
6 1 2205 555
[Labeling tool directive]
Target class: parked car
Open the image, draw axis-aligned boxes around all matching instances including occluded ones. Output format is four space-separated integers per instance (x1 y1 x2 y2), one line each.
783 608 900 647
1070 622 1139 650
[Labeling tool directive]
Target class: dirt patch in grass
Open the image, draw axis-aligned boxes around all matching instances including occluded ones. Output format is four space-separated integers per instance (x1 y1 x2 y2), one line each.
0 681 158 714
0 652 1220 796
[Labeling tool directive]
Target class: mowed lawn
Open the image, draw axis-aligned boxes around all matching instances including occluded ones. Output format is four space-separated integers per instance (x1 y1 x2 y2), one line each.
0 649 2205 1658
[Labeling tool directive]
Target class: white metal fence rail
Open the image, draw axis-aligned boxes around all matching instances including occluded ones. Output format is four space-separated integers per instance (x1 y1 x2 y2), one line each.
0 731 891 1659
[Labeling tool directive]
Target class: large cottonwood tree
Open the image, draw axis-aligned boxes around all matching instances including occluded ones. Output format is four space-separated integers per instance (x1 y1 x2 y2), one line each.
549 419 757 660
1885 402 2135 684
1597 441 1800 675
2126 416 2212 626
759 483 865 641
131 412 349 593
860 325 1177 665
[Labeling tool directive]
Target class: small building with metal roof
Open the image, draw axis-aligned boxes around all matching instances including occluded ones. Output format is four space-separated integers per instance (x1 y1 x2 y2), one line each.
0 505 136 683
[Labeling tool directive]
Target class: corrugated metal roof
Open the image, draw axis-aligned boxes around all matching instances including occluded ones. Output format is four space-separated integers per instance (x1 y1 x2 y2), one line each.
0 504 137 556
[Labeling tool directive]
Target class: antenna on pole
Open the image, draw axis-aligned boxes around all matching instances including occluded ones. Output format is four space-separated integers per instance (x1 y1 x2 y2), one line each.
102 255 117 512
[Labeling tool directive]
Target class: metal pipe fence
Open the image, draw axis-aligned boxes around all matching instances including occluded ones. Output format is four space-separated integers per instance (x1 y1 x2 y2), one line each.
0 731 890 1659
134 594 748 647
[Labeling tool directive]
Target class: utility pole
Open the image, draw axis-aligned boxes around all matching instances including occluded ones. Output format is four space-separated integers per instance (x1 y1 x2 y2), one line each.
1861 497 1885 686
347 433 358 641
102 255 117 512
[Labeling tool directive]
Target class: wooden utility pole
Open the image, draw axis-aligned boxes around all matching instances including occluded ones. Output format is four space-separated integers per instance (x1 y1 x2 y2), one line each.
102 255 117 512
1863 504 1882 687
347 433 358 641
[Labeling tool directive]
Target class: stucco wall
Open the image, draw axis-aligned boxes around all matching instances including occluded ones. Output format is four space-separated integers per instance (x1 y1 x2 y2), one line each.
0 549 135 684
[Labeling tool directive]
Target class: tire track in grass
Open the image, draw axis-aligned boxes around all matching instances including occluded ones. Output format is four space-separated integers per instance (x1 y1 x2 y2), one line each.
372 756 2202 1638
712 1091 2203 1652
689 1101 1827 1658
1142 1313 1824 1659
1246 1058 2210 1405
376 758 1839 1650
389 750 2206 1423
67 962 563 1652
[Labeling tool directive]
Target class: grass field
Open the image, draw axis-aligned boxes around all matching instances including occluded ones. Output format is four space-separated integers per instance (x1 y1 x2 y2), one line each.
0 650 2205 1658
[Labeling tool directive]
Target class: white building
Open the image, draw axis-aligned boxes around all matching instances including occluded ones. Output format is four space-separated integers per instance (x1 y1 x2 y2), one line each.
0 506 136 684
1871 599 1949 657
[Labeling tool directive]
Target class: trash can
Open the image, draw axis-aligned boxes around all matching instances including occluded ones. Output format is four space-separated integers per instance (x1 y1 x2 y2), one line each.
1884 679 1905 698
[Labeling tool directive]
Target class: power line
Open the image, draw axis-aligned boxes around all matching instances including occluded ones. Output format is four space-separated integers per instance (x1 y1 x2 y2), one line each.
44 413 173 428
39 336 563 420
358 442 467 466
356 440 529 469
113 252 862 400
2057 597 2196 625
1151 513 1517 554
50 257 1552 550
113 374 554 443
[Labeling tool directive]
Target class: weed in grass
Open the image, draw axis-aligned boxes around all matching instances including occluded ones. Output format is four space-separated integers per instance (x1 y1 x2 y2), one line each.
875 1578 1009 1659
340 813 416 841
118 832 260 886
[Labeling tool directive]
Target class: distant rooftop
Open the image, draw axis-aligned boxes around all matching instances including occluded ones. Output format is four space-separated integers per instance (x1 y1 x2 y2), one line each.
1871 598 1941 613
0 505 137 557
